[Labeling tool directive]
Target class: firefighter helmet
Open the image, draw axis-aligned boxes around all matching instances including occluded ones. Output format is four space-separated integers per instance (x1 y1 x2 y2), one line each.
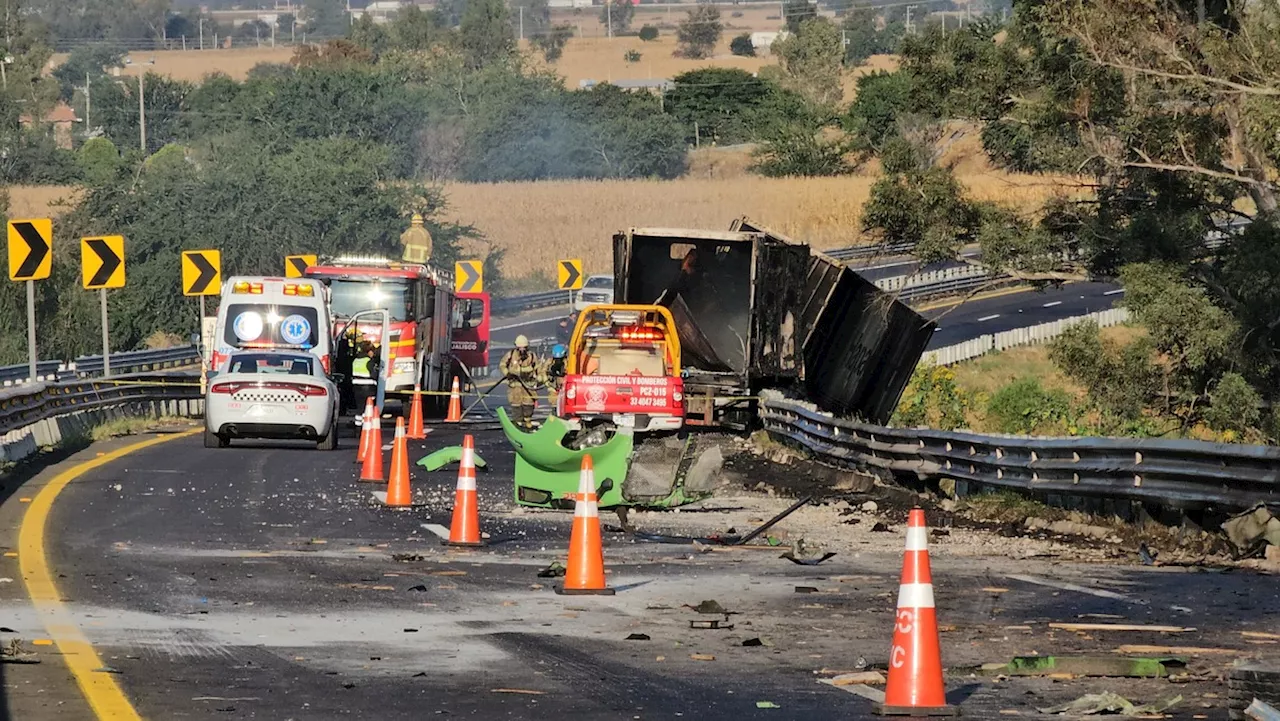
551 344 567 359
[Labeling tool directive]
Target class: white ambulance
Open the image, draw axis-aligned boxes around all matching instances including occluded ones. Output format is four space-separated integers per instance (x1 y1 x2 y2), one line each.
209 277 333 377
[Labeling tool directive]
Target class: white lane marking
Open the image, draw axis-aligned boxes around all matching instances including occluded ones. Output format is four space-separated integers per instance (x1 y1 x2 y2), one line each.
1104 289 1126 296
1008 574 1141 604
493 316 561 332
1042 301 1062 308
933 327 942 332
421 523 451 540
977 314 1000 322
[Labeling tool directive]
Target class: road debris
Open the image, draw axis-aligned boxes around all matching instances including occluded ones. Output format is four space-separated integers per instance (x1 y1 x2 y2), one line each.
1116 645 1239 656
1038 692 1182 716
1246 699 1280 721
780 551 836 565
825 671 886 686
1244 631 1280 641
1049 623 1192 633
689 619 733 630
742 638 773 647
1138 542 1158 566
537 562 566 578
974 655 1187 678
491 688 545 695
625 633 650 641
685 600 730 615
690 653 716 661
1222 505 1280 555
755 701 781 709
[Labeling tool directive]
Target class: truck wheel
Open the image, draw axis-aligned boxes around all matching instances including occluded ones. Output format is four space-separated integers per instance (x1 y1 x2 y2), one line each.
317 418 339 451
204 430 228 449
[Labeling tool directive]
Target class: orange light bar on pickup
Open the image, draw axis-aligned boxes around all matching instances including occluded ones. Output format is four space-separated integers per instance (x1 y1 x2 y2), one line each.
617 327 663 341
232 281 264 294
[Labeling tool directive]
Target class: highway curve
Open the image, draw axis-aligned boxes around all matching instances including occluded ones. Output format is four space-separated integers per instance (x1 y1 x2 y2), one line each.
0 423 1270 720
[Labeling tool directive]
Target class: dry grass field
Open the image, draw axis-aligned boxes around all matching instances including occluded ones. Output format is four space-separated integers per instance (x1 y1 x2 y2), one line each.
444 161 1080 278
529 34 773 88
6 185 82 219
49 47 296 83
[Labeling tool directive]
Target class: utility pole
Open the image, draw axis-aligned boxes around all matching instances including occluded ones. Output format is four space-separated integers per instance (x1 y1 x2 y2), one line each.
607 0 613 38
520 6 524 40
137 72 146 153
83 72 91 133
199 17 204 50
905 5 916 34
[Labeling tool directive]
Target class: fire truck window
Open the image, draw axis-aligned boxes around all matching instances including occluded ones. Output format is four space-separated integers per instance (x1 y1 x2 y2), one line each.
452 299 485 329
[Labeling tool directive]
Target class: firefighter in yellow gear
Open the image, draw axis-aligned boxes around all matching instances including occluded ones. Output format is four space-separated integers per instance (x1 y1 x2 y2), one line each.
539 343 569 410
500 335 540 429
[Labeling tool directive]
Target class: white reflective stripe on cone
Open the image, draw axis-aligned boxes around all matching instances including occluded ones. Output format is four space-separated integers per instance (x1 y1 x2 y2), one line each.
574 495 599 518
897 582 935 609
456 473 477 492
904 527 929 551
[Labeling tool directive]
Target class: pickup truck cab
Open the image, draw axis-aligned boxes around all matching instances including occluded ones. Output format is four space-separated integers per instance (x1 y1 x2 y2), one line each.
560 304 684 433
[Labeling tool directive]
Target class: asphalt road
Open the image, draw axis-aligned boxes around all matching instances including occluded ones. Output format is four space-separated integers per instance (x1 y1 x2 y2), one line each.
0 424 1267 720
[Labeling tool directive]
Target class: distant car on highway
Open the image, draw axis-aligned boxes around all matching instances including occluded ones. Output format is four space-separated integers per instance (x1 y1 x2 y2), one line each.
574 275 615 312
204 350 339 450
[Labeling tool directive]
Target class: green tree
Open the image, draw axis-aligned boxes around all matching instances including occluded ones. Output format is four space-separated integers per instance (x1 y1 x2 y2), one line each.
531 24 573 62
676 4 722 59
782 0 816 33
459 0 516 70
729 32 755 57
51 44 126 102
986 378 1072 435
1205 372 1261 437
841 8 904 66
1048 320 1160 431
770 17 843 107
387 6 448 49
512 0 551 37
751 119 849 177
666 68 790 145
843 70 911 153
638 24 658 41
600 0 634 36
76 136 121 186
861 161 984 262
302 0 349 37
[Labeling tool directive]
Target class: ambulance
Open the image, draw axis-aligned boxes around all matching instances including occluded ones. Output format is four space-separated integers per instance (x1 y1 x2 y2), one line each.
209 276 333 377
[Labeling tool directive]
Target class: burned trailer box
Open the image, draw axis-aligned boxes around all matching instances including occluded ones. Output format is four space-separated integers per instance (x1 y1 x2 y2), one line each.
729 218 936 425
799 253 935 423
612 227 811 427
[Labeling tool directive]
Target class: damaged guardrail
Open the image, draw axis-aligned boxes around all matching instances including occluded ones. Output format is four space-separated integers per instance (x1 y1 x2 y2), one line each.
0 373 203 463
0 346 201 387
758 392 1280 512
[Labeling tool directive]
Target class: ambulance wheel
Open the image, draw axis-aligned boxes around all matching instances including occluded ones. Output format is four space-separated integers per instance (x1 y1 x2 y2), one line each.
317 418 339 451
204 430 228 449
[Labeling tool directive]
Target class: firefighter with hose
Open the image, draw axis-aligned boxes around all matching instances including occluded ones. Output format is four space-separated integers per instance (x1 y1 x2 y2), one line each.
540 343 569 410
500 335 541 430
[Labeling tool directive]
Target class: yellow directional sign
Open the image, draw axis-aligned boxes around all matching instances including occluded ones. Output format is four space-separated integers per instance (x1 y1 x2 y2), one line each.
7 218 53 281
455 260 483 294
285 254 317 278
182 250 221 296
81 236 126 289
557 259 583 290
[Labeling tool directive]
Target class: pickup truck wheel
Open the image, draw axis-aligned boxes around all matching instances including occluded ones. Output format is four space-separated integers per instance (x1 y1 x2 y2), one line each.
317 417 339 451
204 430 228 449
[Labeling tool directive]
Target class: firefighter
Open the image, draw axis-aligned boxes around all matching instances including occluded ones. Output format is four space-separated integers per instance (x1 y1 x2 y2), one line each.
500 335 540 430
541 343 569 409
335 327 358 412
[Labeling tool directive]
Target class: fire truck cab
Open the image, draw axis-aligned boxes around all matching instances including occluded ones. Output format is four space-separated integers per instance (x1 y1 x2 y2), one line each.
560 305 685 433
305 257 457 409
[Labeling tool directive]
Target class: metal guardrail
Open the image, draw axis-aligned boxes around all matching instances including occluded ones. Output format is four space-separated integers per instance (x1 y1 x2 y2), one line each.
0 346 201 388
824 241 917 261
0 373 201 448
759 392 1279 512
492 290 569 316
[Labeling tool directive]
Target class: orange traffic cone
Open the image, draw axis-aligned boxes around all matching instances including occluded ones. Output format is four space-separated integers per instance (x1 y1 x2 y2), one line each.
877 508 955 716
359 408 384 483
445 376 462 423
356 397 375 464
555 455 614 596
383 418 412 507
445 434 484 547
407 384 426 440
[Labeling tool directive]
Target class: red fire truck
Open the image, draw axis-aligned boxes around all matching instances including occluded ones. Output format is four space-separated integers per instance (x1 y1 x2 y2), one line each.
304 257 490 408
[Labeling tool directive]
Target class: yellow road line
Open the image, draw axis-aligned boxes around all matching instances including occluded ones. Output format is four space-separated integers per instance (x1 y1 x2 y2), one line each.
913 284 1039 313
19 428 199 721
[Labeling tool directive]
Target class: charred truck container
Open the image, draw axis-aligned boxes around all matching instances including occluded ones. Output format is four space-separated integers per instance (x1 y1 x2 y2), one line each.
612 219 935 427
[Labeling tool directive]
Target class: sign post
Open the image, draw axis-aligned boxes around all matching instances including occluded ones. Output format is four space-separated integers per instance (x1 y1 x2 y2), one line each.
454 260 483 294
7 219 53 383
182 250 222 388
82 235 125 377
557 258 583 312
285 254 317 278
